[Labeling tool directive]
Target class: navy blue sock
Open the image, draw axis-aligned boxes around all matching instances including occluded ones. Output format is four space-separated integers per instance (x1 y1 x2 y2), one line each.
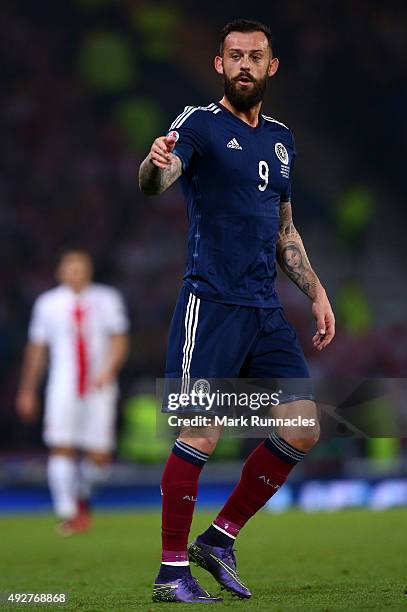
156 563 191 583
197 524 234 548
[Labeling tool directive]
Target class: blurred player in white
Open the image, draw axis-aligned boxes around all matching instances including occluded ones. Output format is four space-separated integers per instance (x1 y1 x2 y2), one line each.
17 250 129 535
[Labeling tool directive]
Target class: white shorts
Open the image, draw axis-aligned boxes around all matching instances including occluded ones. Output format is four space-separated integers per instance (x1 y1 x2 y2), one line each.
43 385 118 452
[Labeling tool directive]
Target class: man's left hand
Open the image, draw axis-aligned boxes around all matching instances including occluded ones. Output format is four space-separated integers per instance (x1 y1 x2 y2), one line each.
311 290 335 351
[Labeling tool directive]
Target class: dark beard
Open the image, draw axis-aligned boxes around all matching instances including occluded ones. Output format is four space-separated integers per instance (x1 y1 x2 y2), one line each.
223 72 268 112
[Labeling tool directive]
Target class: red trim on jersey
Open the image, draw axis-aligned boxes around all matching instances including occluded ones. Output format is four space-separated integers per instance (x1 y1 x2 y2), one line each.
73 302 88 397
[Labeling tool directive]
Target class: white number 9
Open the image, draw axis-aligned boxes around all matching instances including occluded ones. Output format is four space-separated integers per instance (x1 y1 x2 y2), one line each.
258 160 269 191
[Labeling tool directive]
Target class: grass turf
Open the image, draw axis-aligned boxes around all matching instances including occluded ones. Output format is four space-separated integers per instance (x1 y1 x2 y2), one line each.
0 509 406 611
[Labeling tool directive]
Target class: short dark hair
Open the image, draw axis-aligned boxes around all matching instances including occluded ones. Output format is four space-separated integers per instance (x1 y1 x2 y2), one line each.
220 19 273 56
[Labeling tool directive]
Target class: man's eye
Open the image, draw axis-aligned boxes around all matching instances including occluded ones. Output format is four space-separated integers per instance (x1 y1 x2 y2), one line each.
231 55 240 60
252 56 262 62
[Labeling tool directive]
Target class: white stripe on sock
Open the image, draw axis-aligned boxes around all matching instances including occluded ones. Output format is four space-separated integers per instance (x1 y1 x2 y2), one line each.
212 523 236 539
161 561 190 566
174 442 208 463
269 437 303 461
270 430 305 457
176 440 209 460
269 432 305 461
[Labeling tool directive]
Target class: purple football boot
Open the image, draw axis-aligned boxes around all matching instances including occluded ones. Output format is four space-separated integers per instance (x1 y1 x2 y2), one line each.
188 540 252 599
152 573 222 603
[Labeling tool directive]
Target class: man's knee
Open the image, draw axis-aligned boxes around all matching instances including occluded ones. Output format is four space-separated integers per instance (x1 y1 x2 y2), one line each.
281 420 320 453
273 399 319 453
49 446 76 458
178 424 222 456
85 451 111 466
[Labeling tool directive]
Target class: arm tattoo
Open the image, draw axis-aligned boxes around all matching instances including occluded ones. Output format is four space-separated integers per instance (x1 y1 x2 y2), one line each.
138 154 182 196
276 202 320 299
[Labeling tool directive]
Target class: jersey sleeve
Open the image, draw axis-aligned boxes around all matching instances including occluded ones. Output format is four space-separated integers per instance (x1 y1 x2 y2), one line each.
280 131 296 203
28 296 49 344
104 290 129 335
167 106 210 172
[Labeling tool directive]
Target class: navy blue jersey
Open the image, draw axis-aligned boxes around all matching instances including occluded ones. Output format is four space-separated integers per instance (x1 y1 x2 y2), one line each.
169 102 296 308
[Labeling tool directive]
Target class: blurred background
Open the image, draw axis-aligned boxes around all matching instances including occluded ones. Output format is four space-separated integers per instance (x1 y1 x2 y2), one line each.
1 0 406 513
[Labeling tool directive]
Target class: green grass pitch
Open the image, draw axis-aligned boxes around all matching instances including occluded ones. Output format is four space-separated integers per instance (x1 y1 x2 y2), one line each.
1 509 406 611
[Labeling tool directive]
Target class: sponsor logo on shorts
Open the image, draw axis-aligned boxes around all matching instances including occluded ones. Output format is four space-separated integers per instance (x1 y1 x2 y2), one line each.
193 379 211 395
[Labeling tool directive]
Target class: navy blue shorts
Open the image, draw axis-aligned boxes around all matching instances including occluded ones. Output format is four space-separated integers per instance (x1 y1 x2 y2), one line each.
163 285 312 413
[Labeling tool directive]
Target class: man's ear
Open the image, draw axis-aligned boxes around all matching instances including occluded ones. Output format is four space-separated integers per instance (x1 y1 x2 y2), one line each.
214 55 224 75
268 57 279 77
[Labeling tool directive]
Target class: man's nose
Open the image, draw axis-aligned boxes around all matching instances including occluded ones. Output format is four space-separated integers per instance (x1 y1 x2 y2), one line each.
240 55 251 70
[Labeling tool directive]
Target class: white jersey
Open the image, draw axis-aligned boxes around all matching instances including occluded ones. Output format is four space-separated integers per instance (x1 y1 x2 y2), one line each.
28 283 129 397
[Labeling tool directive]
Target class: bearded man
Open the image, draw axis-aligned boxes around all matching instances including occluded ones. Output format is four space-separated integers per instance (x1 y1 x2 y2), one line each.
139 18 335 603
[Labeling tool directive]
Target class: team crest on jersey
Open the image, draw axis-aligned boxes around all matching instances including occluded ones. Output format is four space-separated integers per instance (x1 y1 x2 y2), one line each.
167 130 180 142
274 142 289 165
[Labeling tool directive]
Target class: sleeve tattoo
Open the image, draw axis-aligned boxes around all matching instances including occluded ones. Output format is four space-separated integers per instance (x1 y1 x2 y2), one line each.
138 154 183 196
276 202 320 299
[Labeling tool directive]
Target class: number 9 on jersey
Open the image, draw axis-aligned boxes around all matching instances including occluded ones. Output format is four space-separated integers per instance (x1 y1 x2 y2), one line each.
258 160 269 191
